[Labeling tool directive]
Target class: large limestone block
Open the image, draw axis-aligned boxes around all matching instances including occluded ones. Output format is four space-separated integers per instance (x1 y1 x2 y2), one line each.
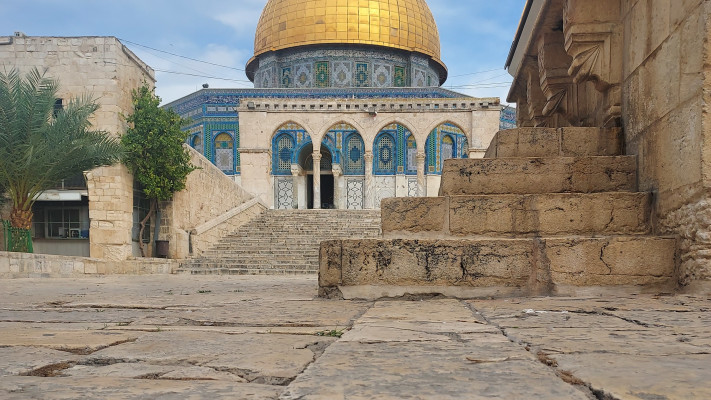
382 193 652 237
547 237 677 286
448 192 651 237
324 239 534 288
381 197 448 234
319 237 676 297
439 156 637 196
485 127 623 158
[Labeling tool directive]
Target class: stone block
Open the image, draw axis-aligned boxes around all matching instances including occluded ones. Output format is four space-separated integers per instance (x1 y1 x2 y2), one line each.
547 237 677 286
439 157 637 196
327 239 534 288
319 236 677 297
559 128 623 157
319 240 342 287
485 128 623 158
448 192 651 237
381 197 447 234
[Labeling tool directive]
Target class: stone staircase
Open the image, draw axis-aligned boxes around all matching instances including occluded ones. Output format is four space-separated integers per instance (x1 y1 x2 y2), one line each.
320 127 678 298
178 209 381 275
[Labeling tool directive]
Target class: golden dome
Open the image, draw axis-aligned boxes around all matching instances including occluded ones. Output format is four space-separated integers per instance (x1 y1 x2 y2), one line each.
251 0 444 69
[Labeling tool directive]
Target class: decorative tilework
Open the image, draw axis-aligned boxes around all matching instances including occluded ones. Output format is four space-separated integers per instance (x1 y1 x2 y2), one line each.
406 134 417 175
214 132 235 174
374 133 396 175
315 61 329 88
373 64 392 88
281 67 292 88
332 61 352 87
346 178 364 210
294 63 313 88
355 63 369 87
394 66 406 87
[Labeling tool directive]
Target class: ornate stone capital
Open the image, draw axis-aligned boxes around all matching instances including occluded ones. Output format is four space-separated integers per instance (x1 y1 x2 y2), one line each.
563 0 622 91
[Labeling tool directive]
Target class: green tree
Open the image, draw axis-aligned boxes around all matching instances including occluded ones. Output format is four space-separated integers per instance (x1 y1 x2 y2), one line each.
121 84 196 257
0 68 122 234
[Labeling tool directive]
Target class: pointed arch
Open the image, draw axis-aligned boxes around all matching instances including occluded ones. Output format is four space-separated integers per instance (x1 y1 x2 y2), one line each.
271 121 311 175
424 122 469 175
213 132 236 174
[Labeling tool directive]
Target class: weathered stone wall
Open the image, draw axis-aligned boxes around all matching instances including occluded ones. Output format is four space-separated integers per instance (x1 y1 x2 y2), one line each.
159 146 265 259
0 251 176 278
0 35 155 260
620 0 710 284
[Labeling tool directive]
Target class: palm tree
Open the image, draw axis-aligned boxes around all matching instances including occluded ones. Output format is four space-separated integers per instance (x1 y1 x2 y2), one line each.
0 68 122 238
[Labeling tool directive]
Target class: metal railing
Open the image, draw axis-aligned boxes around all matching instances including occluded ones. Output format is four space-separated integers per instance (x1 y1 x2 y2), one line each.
2 220 33 253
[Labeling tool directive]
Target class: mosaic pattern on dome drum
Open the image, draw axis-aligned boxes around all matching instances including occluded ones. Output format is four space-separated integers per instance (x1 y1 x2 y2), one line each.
253 47 440 88
253 0 443 66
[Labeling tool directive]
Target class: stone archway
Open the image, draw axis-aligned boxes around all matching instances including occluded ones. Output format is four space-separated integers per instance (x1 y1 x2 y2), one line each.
298 144 334 209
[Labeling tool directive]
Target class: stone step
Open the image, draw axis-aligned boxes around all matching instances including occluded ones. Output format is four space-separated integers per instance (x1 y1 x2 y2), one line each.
485 127 623 158
319 237 676 295
439 156 637 196
381 192 652 237
182 208 382 275
176 268 316 276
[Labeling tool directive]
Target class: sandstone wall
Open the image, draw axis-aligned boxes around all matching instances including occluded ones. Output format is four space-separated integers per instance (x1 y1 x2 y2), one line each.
159 146 265 259
620 0 711 285
0 36 155 260
0 251 176 278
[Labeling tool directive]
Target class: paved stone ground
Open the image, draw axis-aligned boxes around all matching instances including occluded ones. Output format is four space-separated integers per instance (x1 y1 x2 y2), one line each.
0 275 709 399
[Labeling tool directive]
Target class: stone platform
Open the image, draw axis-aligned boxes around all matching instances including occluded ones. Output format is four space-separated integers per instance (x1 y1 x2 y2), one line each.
320 127 679 298
0 275 709 399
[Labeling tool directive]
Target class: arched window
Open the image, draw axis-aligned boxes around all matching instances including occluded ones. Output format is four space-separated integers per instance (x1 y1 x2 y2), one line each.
405 134 417 175
191 135 203 155
460 137 469 159
374 133 396 175
441 135 454 167
343 133 365 175
273 133 295 175
214 132 235 174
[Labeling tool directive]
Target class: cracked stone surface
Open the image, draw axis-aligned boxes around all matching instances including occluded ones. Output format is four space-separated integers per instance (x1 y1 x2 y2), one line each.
0 275 710 399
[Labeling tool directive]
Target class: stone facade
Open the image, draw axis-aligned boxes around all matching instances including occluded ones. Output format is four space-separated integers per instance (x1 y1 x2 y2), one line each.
505 0 711 288
0 35 155 260
237 98 501 208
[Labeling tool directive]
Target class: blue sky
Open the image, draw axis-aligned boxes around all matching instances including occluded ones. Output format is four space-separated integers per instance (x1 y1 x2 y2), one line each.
0 0 525 104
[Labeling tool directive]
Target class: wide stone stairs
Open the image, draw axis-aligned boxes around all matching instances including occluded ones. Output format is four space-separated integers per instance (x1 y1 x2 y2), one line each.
320 127 678 297
178 209 381 275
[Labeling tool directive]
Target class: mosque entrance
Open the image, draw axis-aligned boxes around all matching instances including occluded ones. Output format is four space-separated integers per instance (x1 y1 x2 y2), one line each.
307 174 334 209
299 144 335 209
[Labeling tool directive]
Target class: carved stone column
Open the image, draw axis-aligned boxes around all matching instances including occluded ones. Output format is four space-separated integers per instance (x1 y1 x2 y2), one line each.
332 164 342 210
290 164 301 209
416 152 426 197
364 151 374 209
312 152 321 209
564 0 622 127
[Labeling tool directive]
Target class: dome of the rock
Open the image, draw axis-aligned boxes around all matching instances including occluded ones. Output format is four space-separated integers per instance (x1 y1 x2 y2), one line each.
246 0 447 88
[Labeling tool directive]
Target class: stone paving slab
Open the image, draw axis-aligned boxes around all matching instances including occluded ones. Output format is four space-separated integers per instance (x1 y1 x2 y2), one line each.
1 276 710 399
553 354 711 400
281 343 588 400
0 377 281 399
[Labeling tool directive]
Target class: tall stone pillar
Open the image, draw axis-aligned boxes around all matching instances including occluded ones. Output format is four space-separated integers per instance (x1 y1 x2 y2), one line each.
332 164 343 210
291 164 301 209
364 151 374 209
312 152 322 209
416 152 426 197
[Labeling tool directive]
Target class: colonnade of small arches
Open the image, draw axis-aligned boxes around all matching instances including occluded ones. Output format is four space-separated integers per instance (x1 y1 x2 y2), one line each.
269 119 469 209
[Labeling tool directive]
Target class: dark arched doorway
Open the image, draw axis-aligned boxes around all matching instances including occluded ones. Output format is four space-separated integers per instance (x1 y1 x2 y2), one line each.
298 144 334 209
